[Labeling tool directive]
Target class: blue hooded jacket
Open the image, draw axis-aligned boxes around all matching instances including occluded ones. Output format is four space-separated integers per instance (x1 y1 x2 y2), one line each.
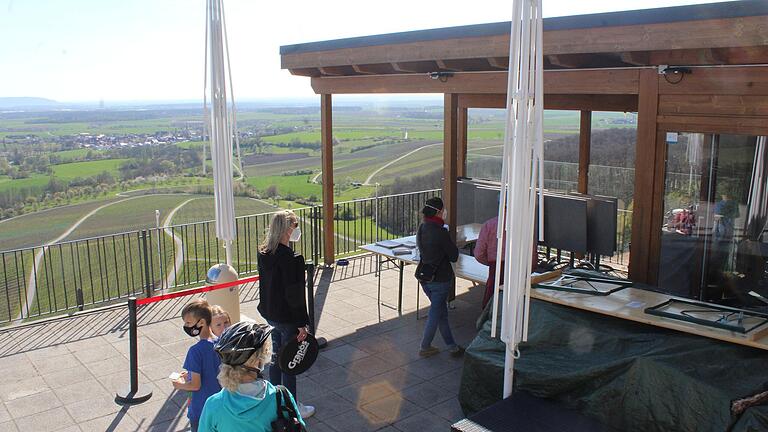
198 380 305 432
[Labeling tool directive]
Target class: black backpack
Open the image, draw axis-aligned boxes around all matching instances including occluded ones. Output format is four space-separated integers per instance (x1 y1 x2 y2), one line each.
271 385 307 432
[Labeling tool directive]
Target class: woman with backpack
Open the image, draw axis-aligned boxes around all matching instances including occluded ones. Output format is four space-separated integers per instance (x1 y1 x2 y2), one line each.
198 321 306 432
415 197 464 358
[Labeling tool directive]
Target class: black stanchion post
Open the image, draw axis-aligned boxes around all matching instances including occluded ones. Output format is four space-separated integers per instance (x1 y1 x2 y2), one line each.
306 262 327 349
115 297 153 405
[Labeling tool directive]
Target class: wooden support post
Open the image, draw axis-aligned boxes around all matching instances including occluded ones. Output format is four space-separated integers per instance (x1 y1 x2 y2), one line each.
321 94 335 265
577 111 592 194
629 69 659 284
444 94 459 241
457 107 468 178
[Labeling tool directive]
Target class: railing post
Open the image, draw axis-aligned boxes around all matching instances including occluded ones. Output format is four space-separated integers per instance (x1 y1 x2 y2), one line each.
141 230 152 298
115 297 152 405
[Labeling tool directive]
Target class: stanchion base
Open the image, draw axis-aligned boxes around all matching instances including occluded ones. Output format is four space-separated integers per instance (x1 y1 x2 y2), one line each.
316 336 328 350
115 385 153 405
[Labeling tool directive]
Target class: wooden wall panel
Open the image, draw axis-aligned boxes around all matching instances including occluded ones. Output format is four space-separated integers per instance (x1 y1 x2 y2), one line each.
578 111 592 194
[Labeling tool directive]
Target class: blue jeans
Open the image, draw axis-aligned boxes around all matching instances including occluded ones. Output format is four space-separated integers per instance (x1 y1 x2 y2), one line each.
420 281 457 350
267 320 298 399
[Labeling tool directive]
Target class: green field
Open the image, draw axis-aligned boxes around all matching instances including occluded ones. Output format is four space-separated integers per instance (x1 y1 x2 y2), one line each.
245 174 321 198
51 159 128 180
0 198 117 251
171 196 278 225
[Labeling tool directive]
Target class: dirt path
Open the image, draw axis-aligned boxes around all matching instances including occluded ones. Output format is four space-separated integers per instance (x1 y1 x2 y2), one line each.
16 196 142 322
364 143 442 185
161 198 196 290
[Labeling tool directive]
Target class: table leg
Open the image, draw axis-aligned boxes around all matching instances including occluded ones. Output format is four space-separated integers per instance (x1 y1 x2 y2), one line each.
398 261 404 315
377 255 382 322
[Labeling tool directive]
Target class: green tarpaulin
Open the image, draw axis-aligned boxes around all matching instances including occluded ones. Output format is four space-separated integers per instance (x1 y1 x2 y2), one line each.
460 295 768 432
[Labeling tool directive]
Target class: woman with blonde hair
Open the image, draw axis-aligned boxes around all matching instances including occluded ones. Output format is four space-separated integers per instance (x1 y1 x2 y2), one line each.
198 322 306 431
256 210 315 418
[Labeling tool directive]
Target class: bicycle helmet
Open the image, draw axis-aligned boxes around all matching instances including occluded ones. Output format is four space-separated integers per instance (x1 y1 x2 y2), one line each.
214 321 273 366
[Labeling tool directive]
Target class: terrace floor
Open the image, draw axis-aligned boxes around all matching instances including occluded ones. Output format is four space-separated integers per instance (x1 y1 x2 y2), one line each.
0 255 484 432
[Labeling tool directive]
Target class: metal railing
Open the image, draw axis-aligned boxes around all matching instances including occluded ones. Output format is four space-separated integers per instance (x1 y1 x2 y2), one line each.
0 187 632 324
0 189 440 324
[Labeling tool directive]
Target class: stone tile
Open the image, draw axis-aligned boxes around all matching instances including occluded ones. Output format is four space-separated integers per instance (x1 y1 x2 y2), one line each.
14 407 75 431
84 355 129 377
407 356 463 381
125 397 186 426
393 411 453 432
303 392 356 422
320 344 370 365
366 367 425 391
429 397 465 423
344 355 399 379
293 376 331 402
64 336 111 353
307 365 365 389
139 359 183 382
401 381 455 409
0 361 38 381
303 418 335 432
42 365 96 389
0 376 49 401
144 418 191 432
78 411 139 432
0 404 9 423
53 379 110 403
430 370 462 395
360 394 421 424
159 340 192 359
5 390 61 419
97 369 151 394
0 354 26 371
72 343 122 365
22 344 71 361
0 421 18 432
325 409 387 432
64 396 122 423
334 377 398 406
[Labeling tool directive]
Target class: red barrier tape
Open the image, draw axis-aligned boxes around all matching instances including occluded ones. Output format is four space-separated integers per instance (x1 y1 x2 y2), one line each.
136 275 260 306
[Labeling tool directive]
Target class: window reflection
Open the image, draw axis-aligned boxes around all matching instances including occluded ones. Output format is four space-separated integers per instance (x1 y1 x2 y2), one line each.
659 133 768 308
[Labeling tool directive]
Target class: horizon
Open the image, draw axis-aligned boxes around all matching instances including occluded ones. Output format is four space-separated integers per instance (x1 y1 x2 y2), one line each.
1 0 729 102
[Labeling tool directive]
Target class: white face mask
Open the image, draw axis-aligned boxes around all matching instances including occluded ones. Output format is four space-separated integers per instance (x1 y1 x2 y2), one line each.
289 226 302 242
237 380 267 399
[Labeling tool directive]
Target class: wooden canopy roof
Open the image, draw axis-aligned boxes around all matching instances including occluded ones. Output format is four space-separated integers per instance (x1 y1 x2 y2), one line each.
281 0 768 79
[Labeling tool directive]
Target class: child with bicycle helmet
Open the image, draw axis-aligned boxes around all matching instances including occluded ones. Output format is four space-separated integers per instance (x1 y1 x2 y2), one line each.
198 321 306 432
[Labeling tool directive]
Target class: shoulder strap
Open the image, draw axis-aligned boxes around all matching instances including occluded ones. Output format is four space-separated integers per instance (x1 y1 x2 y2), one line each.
274 384 285 419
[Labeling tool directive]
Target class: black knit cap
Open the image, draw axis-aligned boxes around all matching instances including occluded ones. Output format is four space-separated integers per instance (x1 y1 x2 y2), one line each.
423 197 444 216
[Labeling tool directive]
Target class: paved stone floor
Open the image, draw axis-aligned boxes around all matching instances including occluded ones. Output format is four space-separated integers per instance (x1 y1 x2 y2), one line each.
0 255 485 431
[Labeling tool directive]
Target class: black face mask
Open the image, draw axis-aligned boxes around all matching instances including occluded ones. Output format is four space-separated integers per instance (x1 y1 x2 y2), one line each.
183 320 203 337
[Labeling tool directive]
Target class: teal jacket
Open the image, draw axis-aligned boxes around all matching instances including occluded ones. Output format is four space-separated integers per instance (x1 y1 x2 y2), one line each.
198 380 305 432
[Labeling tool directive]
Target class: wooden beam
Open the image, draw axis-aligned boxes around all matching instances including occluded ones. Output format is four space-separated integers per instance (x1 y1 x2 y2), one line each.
544 94 638 112
318 66 355 76
283 16 768 70
352 63 398 75
457 107 468 177
311 69 642 95
487 57 509 70
656 115 768 136
658 94 768 117
577 111 591 194
658 66 768 96
619 51 651 66
321 94 335 265
629 69 660 284
392 61 439 73
458 94 506 109
444 94 459 242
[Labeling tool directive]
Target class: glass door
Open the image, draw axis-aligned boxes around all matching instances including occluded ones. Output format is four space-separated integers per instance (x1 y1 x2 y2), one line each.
658 132 768 307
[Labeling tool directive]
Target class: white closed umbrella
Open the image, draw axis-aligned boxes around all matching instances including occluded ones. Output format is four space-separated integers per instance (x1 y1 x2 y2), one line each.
204 0 241 320
490 0 545 399
205 0 237 264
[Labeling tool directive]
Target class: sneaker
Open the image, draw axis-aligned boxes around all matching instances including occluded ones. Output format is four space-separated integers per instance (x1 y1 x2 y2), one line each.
298 402 315 419
419 346 440 358
448 345 465 357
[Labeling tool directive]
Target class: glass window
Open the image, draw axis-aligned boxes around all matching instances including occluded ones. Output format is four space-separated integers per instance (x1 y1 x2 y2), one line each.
658 133 768 307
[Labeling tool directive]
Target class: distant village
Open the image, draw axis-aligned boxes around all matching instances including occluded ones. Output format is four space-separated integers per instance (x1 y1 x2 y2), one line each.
2 128 202 150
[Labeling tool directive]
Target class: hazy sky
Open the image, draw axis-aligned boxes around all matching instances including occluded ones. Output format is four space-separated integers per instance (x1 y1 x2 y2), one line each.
0 0 729 102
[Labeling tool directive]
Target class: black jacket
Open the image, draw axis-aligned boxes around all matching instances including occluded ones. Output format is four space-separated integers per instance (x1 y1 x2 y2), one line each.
257 244 309 326
416 220 459 282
